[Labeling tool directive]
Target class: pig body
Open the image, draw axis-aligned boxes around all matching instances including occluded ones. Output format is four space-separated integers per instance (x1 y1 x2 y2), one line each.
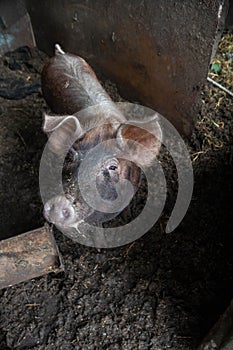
42 45 162 230
42 44 118 116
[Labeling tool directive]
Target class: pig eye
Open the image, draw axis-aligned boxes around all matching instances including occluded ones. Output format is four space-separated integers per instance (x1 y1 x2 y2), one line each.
109 165 117 171
102 158 119 173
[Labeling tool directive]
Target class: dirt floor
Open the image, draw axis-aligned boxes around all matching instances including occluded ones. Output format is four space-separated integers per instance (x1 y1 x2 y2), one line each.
0 33 232 350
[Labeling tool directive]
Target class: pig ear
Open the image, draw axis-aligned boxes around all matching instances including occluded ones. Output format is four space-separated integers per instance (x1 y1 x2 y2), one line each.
117 116 162 167
43 113 83 155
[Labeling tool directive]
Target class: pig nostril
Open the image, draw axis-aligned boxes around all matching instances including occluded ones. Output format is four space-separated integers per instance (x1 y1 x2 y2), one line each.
47 204 55 215
62 208 70 219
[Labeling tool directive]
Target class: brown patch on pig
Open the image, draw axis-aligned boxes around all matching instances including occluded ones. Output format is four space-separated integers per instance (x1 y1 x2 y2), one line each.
117 121 162 167
41 52 113 115
118 159 141 191
74 123 117 153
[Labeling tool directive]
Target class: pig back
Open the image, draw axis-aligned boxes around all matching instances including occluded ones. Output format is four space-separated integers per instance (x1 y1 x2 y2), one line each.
41 49 113 115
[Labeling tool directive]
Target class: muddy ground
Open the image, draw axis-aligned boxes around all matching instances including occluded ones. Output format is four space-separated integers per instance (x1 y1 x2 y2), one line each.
0 34 232 350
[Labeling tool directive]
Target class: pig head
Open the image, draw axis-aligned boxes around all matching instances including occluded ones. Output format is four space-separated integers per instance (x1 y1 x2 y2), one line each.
41 45 162 230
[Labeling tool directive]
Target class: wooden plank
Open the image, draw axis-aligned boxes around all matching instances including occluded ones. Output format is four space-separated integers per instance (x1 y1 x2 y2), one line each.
0 226 63 289
26 0 228 136
0 0 35 55
198 300 233 350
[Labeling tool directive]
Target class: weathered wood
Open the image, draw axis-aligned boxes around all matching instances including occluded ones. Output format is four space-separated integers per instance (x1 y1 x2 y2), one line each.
26 0 228 136
198 300 233 350
0 0 35 55
0 226 63 289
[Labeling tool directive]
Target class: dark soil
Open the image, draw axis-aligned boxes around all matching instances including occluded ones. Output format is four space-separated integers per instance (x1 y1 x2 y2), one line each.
0 34 232 350
0 47 47 238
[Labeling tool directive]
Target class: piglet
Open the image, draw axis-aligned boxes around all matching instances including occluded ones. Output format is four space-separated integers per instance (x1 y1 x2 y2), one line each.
41 44 162 230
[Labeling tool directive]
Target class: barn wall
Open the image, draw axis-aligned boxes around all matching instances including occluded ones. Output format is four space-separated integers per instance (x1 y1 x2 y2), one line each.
26 0 228 136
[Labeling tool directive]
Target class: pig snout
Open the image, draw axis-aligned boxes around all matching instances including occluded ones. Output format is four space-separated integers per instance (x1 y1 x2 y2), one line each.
44 195 77 227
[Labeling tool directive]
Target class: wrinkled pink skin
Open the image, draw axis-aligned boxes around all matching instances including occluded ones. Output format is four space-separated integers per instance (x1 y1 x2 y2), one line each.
42 45 161 229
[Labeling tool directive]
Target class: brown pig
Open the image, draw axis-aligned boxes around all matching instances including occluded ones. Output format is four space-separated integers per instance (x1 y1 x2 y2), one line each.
41 44 162 230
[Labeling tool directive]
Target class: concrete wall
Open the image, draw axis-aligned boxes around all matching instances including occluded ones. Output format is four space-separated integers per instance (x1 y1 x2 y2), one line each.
26 0 228 136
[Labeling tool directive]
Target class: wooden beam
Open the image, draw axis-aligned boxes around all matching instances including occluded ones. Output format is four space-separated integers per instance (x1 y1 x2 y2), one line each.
0 226 63 290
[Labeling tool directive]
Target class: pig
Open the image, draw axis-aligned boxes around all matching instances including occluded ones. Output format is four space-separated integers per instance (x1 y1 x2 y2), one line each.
41 44 162 230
